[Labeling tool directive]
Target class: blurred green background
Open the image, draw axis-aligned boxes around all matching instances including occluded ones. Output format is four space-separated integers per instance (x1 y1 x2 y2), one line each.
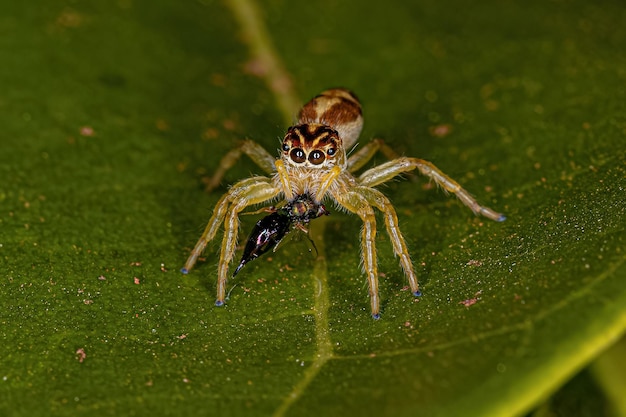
1 1 625 416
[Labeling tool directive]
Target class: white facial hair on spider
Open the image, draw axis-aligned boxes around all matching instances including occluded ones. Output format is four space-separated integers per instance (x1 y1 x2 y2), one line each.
182 88 505 319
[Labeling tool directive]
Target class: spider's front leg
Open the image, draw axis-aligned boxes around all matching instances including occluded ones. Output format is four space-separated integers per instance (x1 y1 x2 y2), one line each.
182 177 281 305
333 190 382 319
215 183 281 304
182 177 269 273
358 157 506 222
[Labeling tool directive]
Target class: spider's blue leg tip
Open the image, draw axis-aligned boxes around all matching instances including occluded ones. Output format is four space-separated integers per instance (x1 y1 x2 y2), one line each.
180 268 189 275
497 214 507 222
215 300 225 307
372 313 381 320
413 290 422 297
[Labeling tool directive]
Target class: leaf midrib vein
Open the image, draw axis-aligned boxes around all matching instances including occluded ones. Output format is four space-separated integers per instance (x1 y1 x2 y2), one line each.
224 1 333 415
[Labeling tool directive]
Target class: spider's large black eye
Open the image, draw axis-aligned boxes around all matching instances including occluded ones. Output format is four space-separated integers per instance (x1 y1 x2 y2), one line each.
290 148 306 163
309 150 325 165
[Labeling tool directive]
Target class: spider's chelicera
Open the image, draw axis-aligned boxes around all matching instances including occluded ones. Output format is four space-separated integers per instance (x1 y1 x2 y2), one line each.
182 88 505 319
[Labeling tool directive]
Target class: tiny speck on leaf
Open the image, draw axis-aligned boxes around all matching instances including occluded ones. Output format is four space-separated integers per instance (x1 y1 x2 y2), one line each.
75 348 86 363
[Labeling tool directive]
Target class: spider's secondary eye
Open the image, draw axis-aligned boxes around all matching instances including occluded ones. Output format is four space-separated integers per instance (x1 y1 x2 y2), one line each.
327 147 336 156
282 143 290 152
309 150 325 165
290 148 306 163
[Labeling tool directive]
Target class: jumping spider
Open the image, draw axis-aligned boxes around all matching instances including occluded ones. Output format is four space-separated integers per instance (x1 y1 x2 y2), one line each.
182 88 505 318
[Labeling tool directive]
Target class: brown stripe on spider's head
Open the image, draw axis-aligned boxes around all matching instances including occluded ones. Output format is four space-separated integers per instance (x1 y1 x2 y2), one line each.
297 88 364 149
281 123 343 167
283 124 339 151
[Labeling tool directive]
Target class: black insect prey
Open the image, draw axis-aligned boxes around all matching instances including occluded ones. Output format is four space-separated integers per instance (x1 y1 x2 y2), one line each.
232 193 329 277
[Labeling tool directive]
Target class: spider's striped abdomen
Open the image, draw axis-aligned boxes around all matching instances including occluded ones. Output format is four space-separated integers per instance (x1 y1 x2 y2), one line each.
297 88 363 148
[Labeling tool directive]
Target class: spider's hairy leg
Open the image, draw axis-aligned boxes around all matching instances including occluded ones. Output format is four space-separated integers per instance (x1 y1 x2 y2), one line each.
205 139 277 192
181 177 276 274
333 190 382 319
357 187 421 297
215 181 281 305
358 157 506 222
347 138 401 173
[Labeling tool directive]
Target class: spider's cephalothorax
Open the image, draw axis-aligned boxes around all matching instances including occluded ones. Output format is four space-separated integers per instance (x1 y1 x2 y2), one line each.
281 124 343 168
182 88 505 319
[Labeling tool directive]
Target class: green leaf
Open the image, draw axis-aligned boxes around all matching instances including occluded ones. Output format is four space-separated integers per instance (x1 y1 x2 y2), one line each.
2 1 625 417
